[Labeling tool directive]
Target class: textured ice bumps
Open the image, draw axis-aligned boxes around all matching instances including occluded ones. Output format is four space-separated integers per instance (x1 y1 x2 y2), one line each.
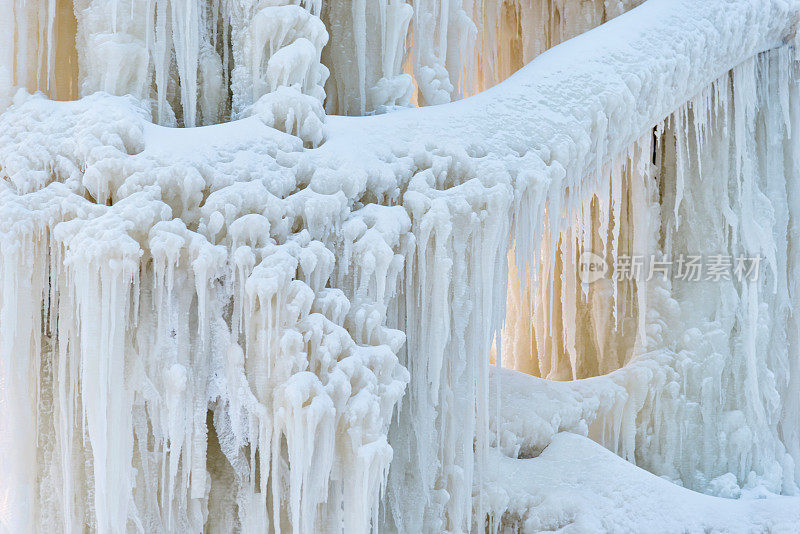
0 87 409 532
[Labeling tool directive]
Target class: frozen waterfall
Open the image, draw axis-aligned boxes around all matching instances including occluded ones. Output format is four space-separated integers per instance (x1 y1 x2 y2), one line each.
1 0 800 532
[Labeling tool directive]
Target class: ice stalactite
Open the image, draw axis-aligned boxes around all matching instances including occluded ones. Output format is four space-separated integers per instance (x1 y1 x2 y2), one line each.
407 0 477 106
74 0 152 101
494 46 800 522
73 0 228 126
70 0 335 119
382 154 512 532
74 0 327 127
468 0 645 94
321 0 414 116
0 185 58 531
322 0 645 111
320 0 644 115
1 0 647 119
0 0 79 103
229 2 328 117
501 134 653 380
0 91 409 532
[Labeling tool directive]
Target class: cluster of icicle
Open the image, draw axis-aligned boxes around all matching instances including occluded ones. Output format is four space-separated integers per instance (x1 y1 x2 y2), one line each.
0 90 410 532
491 46 800 527
1 0 643 119
0 1 658 532
0 92 518 533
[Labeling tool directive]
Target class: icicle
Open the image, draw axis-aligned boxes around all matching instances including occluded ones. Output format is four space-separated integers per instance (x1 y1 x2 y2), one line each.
171 0 200 127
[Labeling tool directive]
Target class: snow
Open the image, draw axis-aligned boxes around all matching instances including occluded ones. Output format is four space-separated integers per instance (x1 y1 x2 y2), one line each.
1 0 800 532
484 431 800 533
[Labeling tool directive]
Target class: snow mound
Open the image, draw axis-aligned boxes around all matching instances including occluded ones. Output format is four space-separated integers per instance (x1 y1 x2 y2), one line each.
484 432 800 533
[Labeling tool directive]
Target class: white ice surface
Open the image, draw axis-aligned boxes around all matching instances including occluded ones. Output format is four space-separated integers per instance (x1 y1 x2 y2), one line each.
485 431 800 533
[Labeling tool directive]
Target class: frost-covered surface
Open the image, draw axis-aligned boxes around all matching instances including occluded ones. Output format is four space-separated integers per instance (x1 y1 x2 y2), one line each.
2 0 800 532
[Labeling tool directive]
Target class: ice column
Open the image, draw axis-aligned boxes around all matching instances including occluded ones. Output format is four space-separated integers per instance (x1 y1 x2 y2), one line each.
321 0 414 115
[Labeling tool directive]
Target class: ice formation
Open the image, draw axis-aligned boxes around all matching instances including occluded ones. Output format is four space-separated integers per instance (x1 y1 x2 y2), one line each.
2 0 800 532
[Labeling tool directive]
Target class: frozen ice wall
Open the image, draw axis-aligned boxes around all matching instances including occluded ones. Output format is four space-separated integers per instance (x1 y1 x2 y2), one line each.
320 0 414 115
1 0 800 533
0 0 78 103
497 45 800 495
0 93 410 532
68 0 331 127
320 0 646 114
2 0 642 118
469 0 645 94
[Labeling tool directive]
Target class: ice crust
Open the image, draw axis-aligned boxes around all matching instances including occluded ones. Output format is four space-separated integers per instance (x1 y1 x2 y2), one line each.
1 0 800 532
